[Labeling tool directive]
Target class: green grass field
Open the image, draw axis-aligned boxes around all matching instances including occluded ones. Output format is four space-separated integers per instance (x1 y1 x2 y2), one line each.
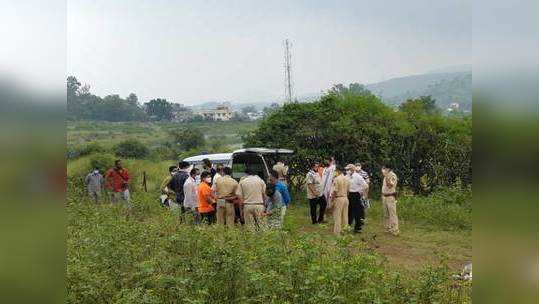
67 120 258 152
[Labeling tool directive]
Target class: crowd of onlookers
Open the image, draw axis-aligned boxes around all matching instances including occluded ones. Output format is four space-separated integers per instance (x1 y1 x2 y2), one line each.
85 157 400 236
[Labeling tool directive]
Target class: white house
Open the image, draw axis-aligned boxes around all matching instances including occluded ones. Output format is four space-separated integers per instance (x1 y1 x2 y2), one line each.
198 105 233 121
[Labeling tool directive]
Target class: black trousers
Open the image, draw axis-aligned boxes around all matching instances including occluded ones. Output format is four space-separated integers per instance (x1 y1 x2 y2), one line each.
348 192 365 232
235 204 245 225
309 196 327 224
200 211 216 225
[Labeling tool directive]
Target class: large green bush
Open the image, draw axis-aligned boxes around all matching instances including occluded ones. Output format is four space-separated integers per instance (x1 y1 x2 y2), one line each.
244 91 471 195
114 139 150 159
169 128 205 151
67 142 108 159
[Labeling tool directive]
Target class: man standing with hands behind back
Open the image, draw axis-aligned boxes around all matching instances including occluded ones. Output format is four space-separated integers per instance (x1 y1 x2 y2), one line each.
214 167 239 227
345 164 368 234
381 164 399 236
330 165 350 235
236 166 267 231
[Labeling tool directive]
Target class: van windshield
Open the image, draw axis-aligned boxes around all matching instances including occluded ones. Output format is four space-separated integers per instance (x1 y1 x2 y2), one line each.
232 153 266 181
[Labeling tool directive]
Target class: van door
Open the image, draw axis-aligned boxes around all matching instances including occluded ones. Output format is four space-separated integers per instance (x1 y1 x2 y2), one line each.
231 152 267 181
231 148 294 182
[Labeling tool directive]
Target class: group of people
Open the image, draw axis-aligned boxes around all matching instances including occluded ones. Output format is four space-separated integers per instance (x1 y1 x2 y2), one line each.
304 157 399 236
84 159 131 207
159 158 291 231
85 156 400 236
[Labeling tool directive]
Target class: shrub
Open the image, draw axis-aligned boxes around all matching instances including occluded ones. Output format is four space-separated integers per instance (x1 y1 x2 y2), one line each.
89 153 116 172
82 142 107 155
149 145 177 161
114 139 150 159
67 142 108 159
169 128 205 151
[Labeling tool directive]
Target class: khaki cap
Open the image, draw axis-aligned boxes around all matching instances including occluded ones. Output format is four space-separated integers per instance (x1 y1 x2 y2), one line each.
345 164 356 171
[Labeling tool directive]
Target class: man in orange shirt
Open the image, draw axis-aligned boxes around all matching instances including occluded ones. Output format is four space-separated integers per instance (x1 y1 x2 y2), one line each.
197 171 216 224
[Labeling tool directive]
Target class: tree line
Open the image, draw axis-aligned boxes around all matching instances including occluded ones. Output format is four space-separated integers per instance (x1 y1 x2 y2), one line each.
67 76 277 122
67 76 192 121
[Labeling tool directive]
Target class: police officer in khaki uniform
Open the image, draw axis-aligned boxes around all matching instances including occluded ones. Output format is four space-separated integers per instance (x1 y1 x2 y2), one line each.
381 164 399 235
272 161 289 185
330 165 350 235
236 167 267 231
214 167 239 227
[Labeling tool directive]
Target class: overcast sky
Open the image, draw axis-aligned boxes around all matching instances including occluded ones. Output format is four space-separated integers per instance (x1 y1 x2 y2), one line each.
66 0 470 105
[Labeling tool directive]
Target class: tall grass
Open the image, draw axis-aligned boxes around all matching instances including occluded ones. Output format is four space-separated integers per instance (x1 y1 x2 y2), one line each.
67 190 471 304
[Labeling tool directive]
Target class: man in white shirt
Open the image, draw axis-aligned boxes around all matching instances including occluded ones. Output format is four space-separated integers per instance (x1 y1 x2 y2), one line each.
183 168 200 224
345 164 369 233
355 162 370 198
306 161 327 224
321 157 336 204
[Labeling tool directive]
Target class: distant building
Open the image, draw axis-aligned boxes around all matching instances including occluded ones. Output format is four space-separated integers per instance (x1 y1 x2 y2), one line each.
198 105 233 121
246 111 264 120
171 103 194 122
447 102 460 112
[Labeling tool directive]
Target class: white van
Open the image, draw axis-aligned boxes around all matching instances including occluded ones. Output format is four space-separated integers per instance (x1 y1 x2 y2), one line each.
183 148 293 181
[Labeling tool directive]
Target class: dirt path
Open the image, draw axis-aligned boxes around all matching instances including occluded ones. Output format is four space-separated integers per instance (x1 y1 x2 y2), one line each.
286 204 471 273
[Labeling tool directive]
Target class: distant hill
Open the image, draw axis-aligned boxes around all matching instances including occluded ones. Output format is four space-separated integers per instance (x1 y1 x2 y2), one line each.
366 66 472 111
189 65 472 112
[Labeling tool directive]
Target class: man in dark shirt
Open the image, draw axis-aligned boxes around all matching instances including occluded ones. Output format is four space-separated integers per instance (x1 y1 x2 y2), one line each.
170 161 191 212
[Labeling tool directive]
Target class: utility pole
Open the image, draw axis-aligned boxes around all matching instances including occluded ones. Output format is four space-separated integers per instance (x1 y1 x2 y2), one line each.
283 39 294 103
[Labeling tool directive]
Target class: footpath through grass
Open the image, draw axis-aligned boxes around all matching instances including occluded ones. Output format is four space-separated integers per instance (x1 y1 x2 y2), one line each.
284 202 471 273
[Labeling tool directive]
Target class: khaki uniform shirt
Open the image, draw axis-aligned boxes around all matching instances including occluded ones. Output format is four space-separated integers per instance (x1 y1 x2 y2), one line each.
160 175 173 194
382 171 398 195
306 170 323 199
332 174 350 198
236 175 266 205
214 175 239 198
